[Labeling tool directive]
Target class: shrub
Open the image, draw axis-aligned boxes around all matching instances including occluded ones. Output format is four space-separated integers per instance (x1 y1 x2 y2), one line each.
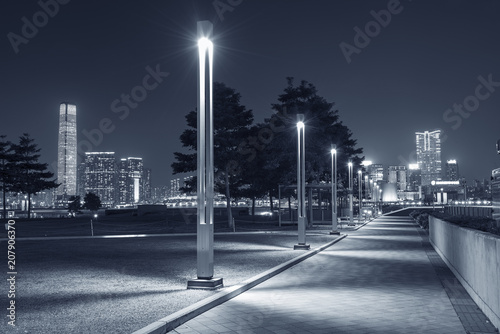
429 211 500 236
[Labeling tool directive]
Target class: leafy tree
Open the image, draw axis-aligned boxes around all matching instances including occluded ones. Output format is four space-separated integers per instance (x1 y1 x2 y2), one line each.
83 192 101 212
67 195 82 216
172 82 254 228
10 133 59 219
242 78 364 222
0 135 15 220
237 125 270 216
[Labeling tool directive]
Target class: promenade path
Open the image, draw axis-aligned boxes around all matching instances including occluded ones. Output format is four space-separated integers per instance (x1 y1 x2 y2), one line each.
167 215 497 334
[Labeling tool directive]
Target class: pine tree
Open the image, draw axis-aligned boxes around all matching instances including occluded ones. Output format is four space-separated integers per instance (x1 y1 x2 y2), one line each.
0 135 15 220
249 78 364 222
172 82 254 228
10 133 59 219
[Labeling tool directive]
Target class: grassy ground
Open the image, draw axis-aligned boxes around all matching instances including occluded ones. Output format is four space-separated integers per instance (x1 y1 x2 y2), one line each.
5 211 309 238
1 213 351 334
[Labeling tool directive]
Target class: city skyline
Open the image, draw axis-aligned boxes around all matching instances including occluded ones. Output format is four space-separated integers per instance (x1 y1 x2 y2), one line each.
2 0 500 187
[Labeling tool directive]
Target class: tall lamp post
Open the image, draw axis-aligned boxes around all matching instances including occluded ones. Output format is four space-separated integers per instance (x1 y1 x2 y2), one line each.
330 145 339 235
294 114 310 250
348 161 353 225
431 180 436 210
358 170 362 222
188 21 223 290
379 189 383 214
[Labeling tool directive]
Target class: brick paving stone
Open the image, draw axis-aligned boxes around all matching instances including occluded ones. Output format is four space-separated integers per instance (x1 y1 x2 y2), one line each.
169 216 497 334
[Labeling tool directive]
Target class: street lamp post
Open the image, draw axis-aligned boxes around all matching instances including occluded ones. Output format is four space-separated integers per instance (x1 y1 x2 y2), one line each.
188 21 223 290
431 180 436 210
358 170 362 222
294 114 310 250
348 161 353 225
379 189 383 214
330 145 339 235
364 175 368 202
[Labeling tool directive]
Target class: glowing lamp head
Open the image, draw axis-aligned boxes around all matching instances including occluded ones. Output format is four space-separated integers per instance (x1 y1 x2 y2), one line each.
348 162 353 167
297 121 304 129
198 37 213 49
331 148 336 155
358 170 362 174
431 180 436 186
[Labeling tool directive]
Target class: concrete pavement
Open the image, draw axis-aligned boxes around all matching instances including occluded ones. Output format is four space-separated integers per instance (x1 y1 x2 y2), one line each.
166 216 497 334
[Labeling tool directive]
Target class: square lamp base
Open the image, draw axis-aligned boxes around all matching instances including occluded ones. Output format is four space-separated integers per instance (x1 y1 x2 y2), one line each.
187 277 223 290
293 243 310 250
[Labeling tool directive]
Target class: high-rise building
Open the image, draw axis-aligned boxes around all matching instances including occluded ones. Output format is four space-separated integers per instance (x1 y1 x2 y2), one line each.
367 164 384 182
445 160 459 181
76 162 86 198
407 164 422 192
85 152 116 207
117 157 144 205
56 102 77 205
117 159 128 205
142 168 152 203
170 178 181 197
127 158 143 204
416 130 442 186
388 166 407 192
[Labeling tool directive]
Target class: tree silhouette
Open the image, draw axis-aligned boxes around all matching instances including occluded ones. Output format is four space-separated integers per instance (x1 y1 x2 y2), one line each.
10 133 59 219
67 195 82 216
83 192 101 213
0 135 15 220
172 82 254 228
246 78 364 221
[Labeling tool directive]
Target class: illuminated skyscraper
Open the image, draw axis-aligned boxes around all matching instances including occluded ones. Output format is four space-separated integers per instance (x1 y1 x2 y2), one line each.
117 157 144 205
445 160 459 181
142 168 152 203
84 152 116 207
127 157 143 204
367 164 384 182
56 102 77 204
388 166 407 192
416 130 442 186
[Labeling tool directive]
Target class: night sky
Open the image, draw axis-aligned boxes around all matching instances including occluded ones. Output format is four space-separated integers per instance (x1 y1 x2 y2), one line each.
2 0 500 187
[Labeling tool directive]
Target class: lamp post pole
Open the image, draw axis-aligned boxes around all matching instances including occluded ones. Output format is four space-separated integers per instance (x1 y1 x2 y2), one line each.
431 180 436 211
330 145 339 235
294 114 310 250
348 161 353 225
188 20 222 290
379 189 383 214
358 170 362 222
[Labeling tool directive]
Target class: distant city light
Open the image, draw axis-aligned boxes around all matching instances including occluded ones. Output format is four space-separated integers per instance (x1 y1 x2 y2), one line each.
408 163 419 170
362 160 372 166
434 180 460 186
447 159 457 164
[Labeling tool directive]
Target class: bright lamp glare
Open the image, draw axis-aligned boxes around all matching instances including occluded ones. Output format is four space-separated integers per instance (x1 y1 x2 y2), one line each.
331 149 336 155
348 162 352 167
198 37 212 49
297 121 304 129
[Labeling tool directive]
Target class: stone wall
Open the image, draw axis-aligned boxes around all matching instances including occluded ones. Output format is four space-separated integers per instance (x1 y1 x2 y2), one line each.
429 216 500 330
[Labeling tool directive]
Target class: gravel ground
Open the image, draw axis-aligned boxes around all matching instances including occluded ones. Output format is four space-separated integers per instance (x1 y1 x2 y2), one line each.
1 226 353 334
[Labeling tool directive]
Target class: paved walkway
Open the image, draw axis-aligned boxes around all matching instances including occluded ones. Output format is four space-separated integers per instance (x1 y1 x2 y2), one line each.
167 216 497 334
